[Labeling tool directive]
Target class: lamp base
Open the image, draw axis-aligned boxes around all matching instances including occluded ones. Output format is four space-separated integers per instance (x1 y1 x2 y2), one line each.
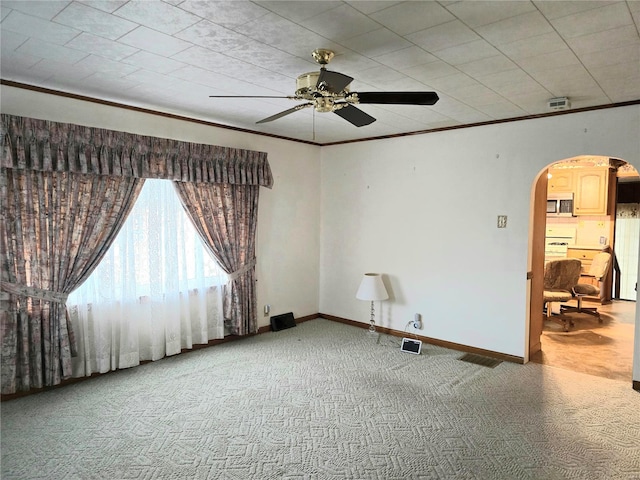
368 301 376 333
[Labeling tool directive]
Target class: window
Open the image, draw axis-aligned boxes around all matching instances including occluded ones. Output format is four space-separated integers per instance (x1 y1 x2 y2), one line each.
68 180 227 375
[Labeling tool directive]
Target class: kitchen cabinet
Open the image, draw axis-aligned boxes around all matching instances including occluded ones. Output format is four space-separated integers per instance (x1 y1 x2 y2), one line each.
547 168 574 193
573 167 614 215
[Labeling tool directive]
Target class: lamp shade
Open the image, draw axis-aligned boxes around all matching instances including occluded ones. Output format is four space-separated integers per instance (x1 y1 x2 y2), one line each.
356 273 389 301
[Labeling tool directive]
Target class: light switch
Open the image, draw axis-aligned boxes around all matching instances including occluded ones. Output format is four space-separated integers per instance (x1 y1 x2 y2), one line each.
497 215 507 228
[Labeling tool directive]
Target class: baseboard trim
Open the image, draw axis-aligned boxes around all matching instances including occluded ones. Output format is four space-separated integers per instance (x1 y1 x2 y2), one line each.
319 313 525 364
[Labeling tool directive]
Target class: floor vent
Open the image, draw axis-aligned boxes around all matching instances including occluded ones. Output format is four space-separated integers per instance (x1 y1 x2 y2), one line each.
458 353 502 368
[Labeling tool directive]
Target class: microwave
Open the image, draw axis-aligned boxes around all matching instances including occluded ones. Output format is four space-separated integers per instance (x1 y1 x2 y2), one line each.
547 192 574 216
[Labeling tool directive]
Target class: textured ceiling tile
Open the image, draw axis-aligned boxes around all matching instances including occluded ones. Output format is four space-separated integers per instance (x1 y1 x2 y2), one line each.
476 69 551 97
78 1 129 14
178 0 271 28
74 53 139 75
119 26 193 56
475 11 554 45
1 6 9 21
1 1 70 20
374 46 438 70
27 58 96 81
528 64 602 96
566 25 640 55
580 45 640 70
120 51 187 74
477 101 527 119
1 29 29 52
533 0 618 20
175 19 253 52
226 40 303 72
456 55 518 77
427 73 480 93
498 31 568 60
433 39 501 65
16 38 88 64
369 1 455 35
340 28 412 57
123 69 183 87
431 98 492 123
299 4 380 40
82 71 140 91
170 45 232 71
550 2 633 39
406 20 479 52
66 32 139 61
442 83 505 107
225 40 308 78
2 10 80 44
347 1 403 15
0 51 45 74
257 0 342 22
517 50 581 73
404 61 459 83
445 0 536 27
233 13 343 59
173 66 285 97
326 51 379 74
52 1 137 40
113 0 201 35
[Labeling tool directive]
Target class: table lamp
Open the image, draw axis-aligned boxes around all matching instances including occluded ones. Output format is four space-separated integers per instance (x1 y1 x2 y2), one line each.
356 273 389 333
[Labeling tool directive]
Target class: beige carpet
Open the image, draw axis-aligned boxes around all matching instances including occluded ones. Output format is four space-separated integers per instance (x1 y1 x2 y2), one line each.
2 319 639 479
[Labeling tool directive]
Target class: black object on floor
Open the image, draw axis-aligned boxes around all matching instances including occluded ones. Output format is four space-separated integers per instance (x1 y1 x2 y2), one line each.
271 312 296 331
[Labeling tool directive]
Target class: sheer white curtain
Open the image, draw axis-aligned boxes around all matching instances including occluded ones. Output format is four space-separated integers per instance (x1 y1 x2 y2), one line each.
68 179 227 377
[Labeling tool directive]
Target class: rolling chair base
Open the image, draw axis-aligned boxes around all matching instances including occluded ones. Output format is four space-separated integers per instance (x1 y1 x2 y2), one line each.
560 296 603 322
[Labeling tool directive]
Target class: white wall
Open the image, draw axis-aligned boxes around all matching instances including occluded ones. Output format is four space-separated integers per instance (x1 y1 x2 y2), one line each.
0 85 322 327
320 106 640 368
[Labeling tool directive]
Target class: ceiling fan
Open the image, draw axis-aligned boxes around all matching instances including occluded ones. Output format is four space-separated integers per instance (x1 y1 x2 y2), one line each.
209 49 439 127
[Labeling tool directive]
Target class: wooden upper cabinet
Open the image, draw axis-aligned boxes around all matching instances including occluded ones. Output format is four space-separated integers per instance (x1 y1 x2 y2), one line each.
574 167 611 215
548 168 574 192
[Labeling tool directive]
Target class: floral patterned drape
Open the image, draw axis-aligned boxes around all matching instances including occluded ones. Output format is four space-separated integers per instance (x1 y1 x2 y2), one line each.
1 115 273 186
1 168 143 394
0 114 273 394
175 182 259 336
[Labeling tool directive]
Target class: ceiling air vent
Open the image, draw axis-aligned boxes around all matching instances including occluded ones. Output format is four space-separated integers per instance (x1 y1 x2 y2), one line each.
548 97 571 110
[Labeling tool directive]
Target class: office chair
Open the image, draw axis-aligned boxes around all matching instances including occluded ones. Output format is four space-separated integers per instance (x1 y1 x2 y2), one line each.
542 258 582 332
562 252 612 321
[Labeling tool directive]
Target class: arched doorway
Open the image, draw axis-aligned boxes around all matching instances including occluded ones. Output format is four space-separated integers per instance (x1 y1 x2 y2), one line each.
529 155 638 384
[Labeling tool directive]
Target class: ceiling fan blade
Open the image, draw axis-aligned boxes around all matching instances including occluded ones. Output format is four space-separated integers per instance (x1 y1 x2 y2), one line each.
355 91 439 105
333 104 376 127
316 69 353 93
256 102 313 124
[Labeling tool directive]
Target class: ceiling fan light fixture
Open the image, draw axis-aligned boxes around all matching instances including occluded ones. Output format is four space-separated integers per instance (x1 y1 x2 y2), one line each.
314 97 335 113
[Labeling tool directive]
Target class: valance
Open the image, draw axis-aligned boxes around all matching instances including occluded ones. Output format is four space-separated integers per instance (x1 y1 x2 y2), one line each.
0 114 273 188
